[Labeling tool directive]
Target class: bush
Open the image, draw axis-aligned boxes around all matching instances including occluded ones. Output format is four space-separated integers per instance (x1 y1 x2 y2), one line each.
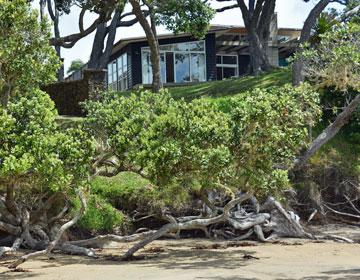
86 86 320 202
91 172 154 211
91 172 193 212
76 194 129 233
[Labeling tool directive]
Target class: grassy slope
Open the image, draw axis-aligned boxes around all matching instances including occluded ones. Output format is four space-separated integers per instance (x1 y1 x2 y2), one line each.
168 69 291 100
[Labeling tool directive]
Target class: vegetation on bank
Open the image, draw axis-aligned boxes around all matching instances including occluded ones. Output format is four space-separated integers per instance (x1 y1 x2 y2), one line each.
57 67 359 232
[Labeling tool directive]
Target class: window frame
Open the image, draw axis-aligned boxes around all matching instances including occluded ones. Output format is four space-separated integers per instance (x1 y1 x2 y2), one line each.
141 40 206 84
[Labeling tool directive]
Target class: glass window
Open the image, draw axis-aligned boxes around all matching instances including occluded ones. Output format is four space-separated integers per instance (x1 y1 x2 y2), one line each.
175 53 190 83
160 53 166 83
191 53 206 82
112 61 117 82
141 40 206 84
123 54 127 70
107 63 113 84
173 42 188 51
159 45 173 51
216 55 222 64
142 51 152 84
189 41 205 52
107 54 129 91
223 55 237 65
223 67 236 79
117 56 123 77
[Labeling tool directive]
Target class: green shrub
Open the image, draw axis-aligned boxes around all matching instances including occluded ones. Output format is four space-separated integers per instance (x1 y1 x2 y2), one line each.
76 194 128 233
86 86 320 202
91 172 192 212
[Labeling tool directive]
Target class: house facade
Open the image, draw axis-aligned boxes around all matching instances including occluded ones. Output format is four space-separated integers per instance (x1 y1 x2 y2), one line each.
67 20 300 91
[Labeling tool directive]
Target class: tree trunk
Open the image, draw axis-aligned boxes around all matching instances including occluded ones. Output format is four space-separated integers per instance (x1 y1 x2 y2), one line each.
88 23 107 69
294 94 360 169
292 0 331 86
130 0 162 92
236 0 273 75
248 31 268 75
88 10 121 70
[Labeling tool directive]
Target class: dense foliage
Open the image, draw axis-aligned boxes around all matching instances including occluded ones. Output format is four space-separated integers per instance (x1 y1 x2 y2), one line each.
0 0 60 107
300 23 360 92
0 89 95 207
86 86 320 200
155 0 214 38
0 1 97 247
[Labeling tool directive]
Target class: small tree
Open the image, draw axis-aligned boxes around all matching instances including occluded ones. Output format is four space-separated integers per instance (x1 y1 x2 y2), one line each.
67 59 85 75
0 0 59 107
84 85 320 258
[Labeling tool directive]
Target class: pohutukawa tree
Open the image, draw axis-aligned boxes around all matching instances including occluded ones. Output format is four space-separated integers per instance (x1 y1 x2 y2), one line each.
81 84 321 259
0 0 96 266
129 0 214 92
294 22 360 168
292 0 359 86
34 0 139 75
0 0 59 107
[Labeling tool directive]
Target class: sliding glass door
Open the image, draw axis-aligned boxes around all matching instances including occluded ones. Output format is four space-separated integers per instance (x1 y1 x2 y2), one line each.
141 40 206 84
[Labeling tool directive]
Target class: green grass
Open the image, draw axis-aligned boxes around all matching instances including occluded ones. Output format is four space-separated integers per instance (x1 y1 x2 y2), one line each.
168 68 291 100
91 172 155 211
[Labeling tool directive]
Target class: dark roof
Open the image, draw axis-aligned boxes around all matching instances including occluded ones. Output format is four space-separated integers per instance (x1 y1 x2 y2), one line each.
112 24 301 55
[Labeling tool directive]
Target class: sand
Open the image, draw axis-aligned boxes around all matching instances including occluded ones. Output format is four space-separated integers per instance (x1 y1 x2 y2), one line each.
0 225 359 280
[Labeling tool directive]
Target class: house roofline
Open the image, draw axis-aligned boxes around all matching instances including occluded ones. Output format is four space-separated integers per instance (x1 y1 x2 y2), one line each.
112 24 301 55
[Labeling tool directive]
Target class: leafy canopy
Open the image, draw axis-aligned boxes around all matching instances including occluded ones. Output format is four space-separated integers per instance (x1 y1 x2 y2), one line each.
155 0 215 38
67 59 85 74
86 86 320 199
0 90 95 192
0 0 60 106
0 1 94 202
299 22 360 92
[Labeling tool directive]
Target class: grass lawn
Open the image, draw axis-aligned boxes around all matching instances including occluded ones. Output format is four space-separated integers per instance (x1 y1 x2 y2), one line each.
168 68 291 100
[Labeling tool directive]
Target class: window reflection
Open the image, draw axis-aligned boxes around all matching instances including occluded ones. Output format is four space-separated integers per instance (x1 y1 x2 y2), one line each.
175 53 190 83
107 53 128 91
141 40 206 84
191 53 206 82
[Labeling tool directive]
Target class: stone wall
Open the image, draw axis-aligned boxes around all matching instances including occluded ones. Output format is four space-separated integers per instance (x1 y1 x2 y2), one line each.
44 69 107 116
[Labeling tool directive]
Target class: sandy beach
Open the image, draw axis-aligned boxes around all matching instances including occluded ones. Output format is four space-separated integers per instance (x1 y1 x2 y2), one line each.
1 225 360 280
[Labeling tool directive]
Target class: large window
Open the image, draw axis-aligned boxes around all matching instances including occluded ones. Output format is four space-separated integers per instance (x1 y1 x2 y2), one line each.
141 40 206 84
142 52 166 84
216 54 238 80
107 53 129 91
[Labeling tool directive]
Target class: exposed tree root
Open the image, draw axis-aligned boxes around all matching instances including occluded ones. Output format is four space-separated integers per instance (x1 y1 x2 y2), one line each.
9 190 87 268
121 194 310 260
0 190 319 266
68 231 157 248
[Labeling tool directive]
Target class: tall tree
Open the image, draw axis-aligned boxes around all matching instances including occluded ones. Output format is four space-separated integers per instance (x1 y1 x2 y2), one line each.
129 0 214 92
216 0 276 75
87 6 141 69
67 59 85 74
292 0 358 86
